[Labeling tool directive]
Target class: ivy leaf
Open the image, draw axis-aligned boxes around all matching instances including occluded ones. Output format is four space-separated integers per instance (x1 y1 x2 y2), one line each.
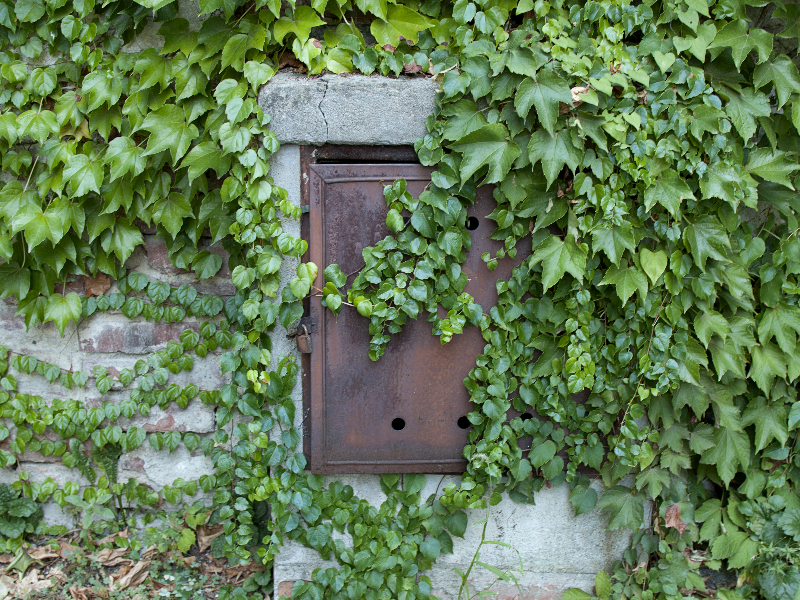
528 128 582 189
105 137 147 182
753 56 800 109
683 216 731 271
724 86 771 141
529 235 587 292
102 219 144 265
441 100 488 142
192 251 223 279
694 311 730 348
758 304 800 354
708 19 773 69
709 337 747 380
599 265 647 306
644 171 695 216
44 292 82 335
449 123 520 184
639 248 667 285
140 105 199 163
746 148 799 190
0 263 30 299
152 193 193 238
568 480 599 516
591 225 635 267
749 344 787 394
370 5 432 47
597 485 644 530
14 0 45 22
24 210 66 251
514 71 572 136
700 427 750 485
181 142 232 180
742 397 788 452
444 510 467 537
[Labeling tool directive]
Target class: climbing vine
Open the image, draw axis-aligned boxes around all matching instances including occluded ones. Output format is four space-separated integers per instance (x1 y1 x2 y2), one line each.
0 0 800 597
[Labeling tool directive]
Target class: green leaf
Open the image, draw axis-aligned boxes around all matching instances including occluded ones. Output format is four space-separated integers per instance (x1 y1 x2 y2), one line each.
181 142 232 180
514 71 572 136
599 265 647 306
449 123 520 184
420 538 441 561
441 100 488 142
562 590 591 600
105 137 147 182
694 311 730 348
568 481 598 516
746 148 799 189
597 486 644 530
152 193 193 238
591 225 635 268
529 440 556 468
15 0 45 22
639 248 667 285
754 56 800 109
445 510 467 537
758 304 800 354
528 128 582 189
370 5 431 47
192 251 223 279
140 105 199 163
44 293 82 335
742 397 788 452
683 216 731 271
274 6 326 44
644 171 695 216
708 19 773 69
749 344 787 394
700 427 750 485
405 473 426 494
529 235 587 292
724 86 771 141
595 571 611 600
711 531 748 560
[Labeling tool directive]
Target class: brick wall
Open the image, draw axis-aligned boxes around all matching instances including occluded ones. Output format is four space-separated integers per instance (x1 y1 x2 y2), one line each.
0 234 233 526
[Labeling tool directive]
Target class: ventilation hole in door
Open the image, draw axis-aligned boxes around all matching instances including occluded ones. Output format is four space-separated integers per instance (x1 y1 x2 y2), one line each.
466 216 480 230
391 418 406 431
457 416 471 429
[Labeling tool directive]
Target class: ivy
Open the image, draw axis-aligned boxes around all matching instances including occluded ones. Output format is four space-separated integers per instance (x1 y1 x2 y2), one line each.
0 0 798 597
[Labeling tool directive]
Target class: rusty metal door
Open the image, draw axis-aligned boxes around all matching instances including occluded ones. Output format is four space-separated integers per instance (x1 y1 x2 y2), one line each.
302 153 526 474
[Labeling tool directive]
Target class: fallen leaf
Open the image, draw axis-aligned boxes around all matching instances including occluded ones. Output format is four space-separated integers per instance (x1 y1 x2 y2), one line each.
110 560 151 590
0 577 8 600
278 53 306 72
69 585 92 600
0 555 12 563
94 547 132 567
196 523 224 553
29 546 60 560
59 541 82 559
382 43 396 52
15 568 53 595
665 504 687 535
84 274 111 297
403 62 422 74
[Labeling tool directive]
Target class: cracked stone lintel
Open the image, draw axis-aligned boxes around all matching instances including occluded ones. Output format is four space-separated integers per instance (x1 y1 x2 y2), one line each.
257 72 438 146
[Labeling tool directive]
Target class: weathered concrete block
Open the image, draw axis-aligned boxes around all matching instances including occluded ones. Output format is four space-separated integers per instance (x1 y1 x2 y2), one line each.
119 443 214 489
79 353 224 391
84 390 216 434
22 462 91 487
258 73 437 145
78 315 200 354
0 300 79 370
273 475 642 598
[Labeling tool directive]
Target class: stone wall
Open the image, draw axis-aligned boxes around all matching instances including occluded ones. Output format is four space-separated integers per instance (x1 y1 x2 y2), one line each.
0 234 232 525
0 70 645 599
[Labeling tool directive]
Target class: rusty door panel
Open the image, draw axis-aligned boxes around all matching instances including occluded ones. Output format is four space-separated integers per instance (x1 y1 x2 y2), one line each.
305 162 529 474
